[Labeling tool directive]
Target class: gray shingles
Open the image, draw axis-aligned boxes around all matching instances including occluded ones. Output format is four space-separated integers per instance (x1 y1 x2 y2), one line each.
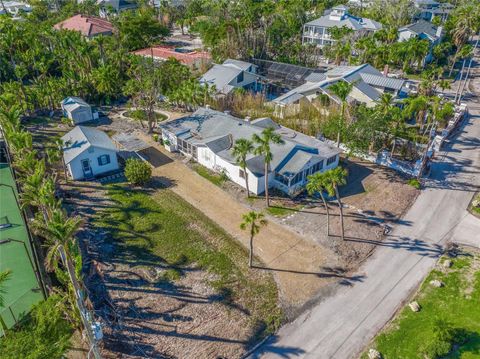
62 126 116 163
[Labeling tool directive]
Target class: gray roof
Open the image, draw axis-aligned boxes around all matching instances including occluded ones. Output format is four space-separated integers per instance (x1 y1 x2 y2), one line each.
200 59 255 94
305 12 382 31
399 20 440 40
223 59 254 71
360 73 405 91
61 126 117 163
274 63 398 106
161 108 340 177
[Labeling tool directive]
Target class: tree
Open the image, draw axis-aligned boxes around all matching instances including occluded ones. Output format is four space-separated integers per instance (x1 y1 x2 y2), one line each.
240 211 267 267
325 167 348 241
124 58 163 133
252 127 284 207
328 80 353 147
32 209 83 273
115 8 170 51
0 269 12 335
306 171 331 237
125 158 152 186
232 138 254 198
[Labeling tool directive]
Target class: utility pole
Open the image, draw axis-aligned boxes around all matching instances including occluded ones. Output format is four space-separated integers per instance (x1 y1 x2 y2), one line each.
456 34 479 104
58 246 102 359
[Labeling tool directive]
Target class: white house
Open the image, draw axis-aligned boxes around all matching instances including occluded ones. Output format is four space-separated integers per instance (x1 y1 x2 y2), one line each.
272 64 407 117
302 5 382 48
160 108 341 196
61 97 94 124
62 126 119 180
398 20 443 65
0 1 32 18
413 0 453 23
199 59 259 96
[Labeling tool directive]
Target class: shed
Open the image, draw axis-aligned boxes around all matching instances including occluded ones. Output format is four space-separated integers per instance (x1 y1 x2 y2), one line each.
62 126 119 180
61 97 93 124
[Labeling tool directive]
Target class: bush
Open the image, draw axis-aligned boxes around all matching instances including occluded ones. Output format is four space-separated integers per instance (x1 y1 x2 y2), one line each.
408 178 421 189
0 295 73 359
125 158 152 186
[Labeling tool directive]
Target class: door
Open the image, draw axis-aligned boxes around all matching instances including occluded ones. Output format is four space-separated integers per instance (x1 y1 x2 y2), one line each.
81 159 92 178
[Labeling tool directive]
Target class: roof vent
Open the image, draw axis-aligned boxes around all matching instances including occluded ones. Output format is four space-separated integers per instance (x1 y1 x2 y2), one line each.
224 110 231 115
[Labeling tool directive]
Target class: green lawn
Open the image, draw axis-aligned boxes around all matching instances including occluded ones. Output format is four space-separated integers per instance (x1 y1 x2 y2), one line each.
96 184 282 340
193 164 228 187
365 252 480 359
265 205 303 218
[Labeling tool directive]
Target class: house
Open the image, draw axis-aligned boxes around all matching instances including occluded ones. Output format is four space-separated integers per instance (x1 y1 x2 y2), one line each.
272 64 407 116
398 20 443 65
199 59 259 95
54 15 114 38
413 0 453 22
61 126 119 180
61 97 94 124
132 46 212 69
98 0 137 17
160 107 341 196
0 1 32 18
302 5 382 48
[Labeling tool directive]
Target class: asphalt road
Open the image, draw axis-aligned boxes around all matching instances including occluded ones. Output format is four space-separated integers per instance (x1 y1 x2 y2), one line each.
252 58 480 359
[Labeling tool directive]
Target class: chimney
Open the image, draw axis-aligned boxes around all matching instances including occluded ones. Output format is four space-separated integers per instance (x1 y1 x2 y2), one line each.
436 26 443 39
244 116 251 122
383 65 389 77
224 110 231 115
205 104 210 109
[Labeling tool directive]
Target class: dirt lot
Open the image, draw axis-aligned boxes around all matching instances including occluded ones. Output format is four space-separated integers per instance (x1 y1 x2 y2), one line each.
221 158 419 270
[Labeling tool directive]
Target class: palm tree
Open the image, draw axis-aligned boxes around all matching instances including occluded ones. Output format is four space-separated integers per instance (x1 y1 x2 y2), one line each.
306 171 331 237
0 269 12 335
32 208 83 273
328 80 353 147
325 167 348 241
240 211 267 267
232 138 254 198
252 127 285 207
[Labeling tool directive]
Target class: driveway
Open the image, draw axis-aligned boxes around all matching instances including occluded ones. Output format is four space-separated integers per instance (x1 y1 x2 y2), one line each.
252 55 480 357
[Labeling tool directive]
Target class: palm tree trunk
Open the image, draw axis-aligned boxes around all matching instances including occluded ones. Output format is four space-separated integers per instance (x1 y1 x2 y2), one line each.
249 233 254 267
448 51 459 77
0 315 7 337
319 191 330 236
335 185 345 241
244 170 250 198
264 162 269 207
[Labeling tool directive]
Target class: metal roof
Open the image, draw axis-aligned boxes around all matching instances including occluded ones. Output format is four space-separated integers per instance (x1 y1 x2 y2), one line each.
62 126 117 163
399 20 440 40
360 73 405 90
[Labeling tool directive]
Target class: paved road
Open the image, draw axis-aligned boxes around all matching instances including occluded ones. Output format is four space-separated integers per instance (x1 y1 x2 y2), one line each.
252 60 480 359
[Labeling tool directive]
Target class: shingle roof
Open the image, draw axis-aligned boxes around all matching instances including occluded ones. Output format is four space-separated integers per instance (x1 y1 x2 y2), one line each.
61 126 117 163
199 64 243 94
161 108 340 177
223 59 254 71
399 20 440 40
54 15 113 37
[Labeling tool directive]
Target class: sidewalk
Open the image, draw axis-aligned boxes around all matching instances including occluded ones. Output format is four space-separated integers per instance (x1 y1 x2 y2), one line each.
136 132 340 310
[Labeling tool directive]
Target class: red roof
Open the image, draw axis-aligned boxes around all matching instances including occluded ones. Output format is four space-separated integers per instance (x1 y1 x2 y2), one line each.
132 46 212 66
54 15 113 37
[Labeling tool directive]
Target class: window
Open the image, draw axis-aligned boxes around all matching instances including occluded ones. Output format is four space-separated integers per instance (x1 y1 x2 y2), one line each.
290 172 303 186
239 169 245 179
327 155 337 166
310 160 324 174
97 154 110 166
237 72 244 83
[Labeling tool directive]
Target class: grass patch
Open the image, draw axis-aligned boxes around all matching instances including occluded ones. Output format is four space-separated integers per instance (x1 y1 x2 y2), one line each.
193 164 228 187
364 251 480 359
95 184 282 339
407 178 421 189
266 205 302 218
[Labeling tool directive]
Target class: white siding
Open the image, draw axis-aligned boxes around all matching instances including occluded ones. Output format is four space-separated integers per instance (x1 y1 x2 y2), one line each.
67 147 119 180
68 106 93 124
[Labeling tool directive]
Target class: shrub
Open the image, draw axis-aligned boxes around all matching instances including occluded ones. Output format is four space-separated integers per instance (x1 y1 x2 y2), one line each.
0 295 73 359
152 133 159 142
408 178 421 189
125 158 152 186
